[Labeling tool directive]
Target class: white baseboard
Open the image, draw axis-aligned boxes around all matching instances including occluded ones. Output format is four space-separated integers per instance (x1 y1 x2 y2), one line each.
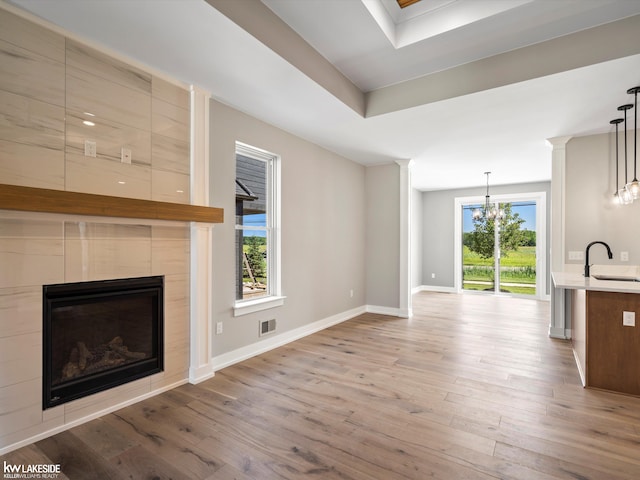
572 348 586 387
549 326 571 339
212 305 367 372
365 305 403 317
414 285 457 294
415 285 551 302
189 365 216 384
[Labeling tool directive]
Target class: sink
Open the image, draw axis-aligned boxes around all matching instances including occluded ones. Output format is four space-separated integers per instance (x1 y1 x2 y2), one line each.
591 274 640 282
590 265 640 281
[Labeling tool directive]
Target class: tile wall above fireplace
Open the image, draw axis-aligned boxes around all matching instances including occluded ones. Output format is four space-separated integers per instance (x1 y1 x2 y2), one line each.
0 6 196 453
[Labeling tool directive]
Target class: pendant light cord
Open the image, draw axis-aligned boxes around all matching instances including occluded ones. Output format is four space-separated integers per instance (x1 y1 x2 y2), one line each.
611 118 624 193
484 171 491 211
634 88 638 181
625 108 629 184
618 103 633 184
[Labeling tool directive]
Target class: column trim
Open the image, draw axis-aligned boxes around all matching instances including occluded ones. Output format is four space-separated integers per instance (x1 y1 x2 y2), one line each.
189 85 215 382
396 159 412 318
548 135 572 338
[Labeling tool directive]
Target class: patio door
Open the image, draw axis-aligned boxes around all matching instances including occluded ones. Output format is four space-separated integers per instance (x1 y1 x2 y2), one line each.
456 193 545 298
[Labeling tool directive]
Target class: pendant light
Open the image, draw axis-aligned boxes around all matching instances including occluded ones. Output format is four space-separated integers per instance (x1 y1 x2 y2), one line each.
618 103 634 204
610 118 624 205
472 172 503 221
627 86 640 199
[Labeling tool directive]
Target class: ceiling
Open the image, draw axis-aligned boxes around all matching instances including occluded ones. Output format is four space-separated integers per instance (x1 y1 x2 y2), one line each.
6 0 640 191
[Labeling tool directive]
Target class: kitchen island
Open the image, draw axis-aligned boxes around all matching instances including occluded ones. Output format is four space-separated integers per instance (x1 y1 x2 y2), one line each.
552 271 640 397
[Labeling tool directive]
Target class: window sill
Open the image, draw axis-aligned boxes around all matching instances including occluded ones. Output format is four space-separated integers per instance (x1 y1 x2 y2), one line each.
233 295 286 317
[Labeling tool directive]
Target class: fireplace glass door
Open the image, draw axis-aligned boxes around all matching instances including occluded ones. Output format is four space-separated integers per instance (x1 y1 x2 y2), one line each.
43 276 164 409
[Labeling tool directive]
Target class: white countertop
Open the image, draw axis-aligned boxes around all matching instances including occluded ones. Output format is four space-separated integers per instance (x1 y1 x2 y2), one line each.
552 271 640 293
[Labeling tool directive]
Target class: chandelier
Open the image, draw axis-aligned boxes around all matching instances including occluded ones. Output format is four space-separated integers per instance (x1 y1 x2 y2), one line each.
473 172 504 221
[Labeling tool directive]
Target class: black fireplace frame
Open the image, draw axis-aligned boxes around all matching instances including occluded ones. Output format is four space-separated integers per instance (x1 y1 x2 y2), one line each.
42 276 164 410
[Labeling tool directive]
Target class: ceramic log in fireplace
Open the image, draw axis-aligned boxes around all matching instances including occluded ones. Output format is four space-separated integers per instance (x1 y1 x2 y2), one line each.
42 276 164 409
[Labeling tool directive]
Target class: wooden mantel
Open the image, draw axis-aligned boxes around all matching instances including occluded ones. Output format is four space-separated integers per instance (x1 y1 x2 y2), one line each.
0 183 223 223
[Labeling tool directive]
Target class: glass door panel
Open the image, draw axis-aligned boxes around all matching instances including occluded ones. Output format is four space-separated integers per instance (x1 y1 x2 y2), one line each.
462 201 537 296
498 201 536 296
462 204 495 292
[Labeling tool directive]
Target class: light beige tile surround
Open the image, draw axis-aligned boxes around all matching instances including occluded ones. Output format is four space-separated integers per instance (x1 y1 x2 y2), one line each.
152 226 190 276
0 90 64 150
152 97 189 141
0 217 192 451
0 286 41 338
64 151 152 199
65 39 151 94
151 133 189 174
150 78 190 202
62 40 190 202
0 332 41 388
0 139 64 189
0 9 64 63
66 66 151 132
152 77 189 108
0 38 64 106
151 169 190 204
65 110 151 166
0 219 64 289
0 6 194 453
64 222 153 282
0 7 191 202
0 379 41 434
153 271 190 391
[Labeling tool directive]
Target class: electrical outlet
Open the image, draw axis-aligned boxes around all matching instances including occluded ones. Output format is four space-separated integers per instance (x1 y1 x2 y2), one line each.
568 251 584 261
621 251 629 262
121 147 132 164
350 289 354 298
623 311 635 327
216 322 223 334
431 273 436 279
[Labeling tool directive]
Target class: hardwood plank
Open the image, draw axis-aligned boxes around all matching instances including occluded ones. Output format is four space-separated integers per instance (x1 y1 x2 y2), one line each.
102 402 226 479
109 445 192 480
34 431 123 479
0 183 223 223
70 417 139 459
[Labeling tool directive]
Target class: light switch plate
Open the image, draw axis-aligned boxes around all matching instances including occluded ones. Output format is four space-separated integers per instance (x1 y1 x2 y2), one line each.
623 311 635 327
84 140 96 157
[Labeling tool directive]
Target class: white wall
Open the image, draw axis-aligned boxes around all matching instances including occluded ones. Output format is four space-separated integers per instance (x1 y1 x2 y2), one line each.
209 100 367 363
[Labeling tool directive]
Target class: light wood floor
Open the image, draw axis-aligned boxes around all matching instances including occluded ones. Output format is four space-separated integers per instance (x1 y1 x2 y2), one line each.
3 292 640 479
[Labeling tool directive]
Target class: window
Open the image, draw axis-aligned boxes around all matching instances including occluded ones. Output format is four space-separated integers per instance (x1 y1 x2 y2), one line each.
234 142 283 316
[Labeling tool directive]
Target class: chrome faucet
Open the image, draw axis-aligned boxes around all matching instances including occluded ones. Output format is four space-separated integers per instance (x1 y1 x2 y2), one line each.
584 241 613 277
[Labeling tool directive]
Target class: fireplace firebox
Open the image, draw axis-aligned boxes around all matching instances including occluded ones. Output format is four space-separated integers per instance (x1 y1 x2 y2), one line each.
43 276 164 409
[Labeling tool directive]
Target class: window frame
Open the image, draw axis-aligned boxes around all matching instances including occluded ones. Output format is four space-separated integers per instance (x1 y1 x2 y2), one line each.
233 142 284 316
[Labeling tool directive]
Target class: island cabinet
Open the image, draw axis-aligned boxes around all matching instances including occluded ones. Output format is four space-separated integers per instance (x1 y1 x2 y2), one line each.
553 272 640 397
584 290 640 396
